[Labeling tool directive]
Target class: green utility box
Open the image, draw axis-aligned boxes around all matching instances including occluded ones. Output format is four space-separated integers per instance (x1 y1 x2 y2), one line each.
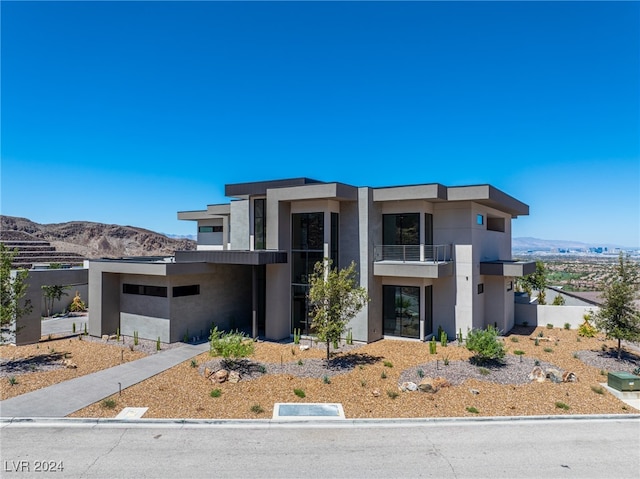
607 371 640 392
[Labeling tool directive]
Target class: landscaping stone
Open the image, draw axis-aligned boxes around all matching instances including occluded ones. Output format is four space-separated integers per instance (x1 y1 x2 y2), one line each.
399 381 417 392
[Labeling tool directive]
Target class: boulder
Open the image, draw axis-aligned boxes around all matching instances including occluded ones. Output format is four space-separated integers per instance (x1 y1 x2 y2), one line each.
399 381 418 392
371 388 381 397
228 371 241 383
418 378 439 393
469 388 480 395
546 368 563 383
212 369 229 383
562 371 578 383
63 359 77 369
528 366 546 382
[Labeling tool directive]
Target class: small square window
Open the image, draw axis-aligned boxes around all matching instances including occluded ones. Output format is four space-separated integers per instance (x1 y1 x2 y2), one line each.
476 214 484 225
477 283 484 294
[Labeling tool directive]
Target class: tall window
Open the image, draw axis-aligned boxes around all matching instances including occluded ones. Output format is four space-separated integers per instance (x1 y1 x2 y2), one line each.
382 285 420 338
254 198 266 250
291 213 324 334
330 212 339 268
383 214 419 245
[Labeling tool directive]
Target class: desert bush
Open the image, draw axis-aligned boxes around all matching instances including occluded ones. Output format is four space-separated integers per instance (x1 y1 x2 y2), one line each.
466 326 505 363
293 388 306 398
209 327 255 364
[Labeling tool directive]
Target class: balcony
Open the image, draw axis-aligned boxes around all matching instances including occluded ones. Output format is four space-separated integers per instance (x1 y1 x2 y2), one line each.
373 244 454 278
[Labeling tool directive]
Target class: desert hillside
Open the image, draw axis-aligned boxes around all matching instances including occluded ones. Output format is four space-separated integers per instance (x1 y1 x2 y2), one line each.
0 215 196 259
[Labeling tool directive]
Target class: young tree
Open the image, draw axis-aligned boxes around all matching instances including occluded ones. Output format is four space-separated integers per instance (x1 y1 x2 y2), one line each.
1 244 33 342
594 253 640 359
308 259 369 363
519 260 548 304
41 284 70 318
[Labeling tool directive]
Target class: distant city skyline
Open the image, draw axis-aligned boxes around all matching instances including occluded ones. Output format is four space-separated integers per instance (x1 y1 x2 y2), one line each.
2 2 638 246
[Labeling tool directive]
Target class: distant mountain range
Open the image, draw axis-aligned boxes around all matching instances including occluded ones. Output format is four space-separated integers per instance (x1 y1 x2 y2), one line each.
0 216 196 259
513 237 634 252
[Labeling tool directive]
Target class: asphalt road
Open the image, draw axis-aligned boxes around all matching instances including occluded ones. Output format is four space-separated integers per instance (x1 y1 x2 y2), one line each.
1 416 638 479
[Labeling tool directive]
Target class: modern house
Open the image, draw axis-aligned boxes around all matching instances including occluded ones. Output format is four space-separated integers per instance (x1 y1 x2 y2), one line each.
88 178 535 343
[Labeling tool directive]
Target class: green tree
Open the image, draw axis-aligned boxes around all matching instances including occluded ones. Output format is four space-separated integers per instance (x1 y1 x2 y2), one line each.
308 259 369 363
594 253 640 359
1 244 33 342
41 284 69 318
519 261 547 304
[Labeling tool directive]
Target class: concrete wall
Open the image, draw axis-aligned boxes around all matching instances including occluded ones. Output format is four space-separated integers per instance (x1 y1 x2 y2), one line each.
230 199 250 250
39 284 89 317
15 268 89 345
515 302 598 329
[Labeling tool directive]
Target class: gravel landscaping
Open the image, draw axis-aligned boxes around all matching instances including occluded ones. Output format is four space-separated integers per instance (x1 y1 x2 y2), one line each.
3 326 640 418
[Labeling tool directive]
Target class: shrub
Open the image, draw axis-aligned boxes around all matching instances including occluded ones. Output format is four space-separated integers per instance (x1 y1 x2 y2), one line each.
543 347 553 353
101 398 117 409
465 326 505 363
323 375 331 384
440 330 448 347
156 337 161 351
417 369 424 378
190 359 198 368
210 388 222 398
555 401 570 410
297 359 303 366
383 360 393 368
360 379 367 387
387 390 399 399
578 320 597 338
293 388 306 398
478 367 490 376
546 323 554 329
552 295 566 306
209 327 255 363
293 328 301 345
381 371 387 379
510 336 519 343
466 406 479 414
250 404 264 414
69 291 87 312
8 376 18 386
591 385 605 395
564 323 571 330
513 350 525 362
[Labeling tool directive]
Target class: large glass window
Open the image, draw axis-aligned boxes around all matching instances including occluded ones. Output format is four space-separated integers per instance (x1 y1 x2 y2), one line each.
291 213 324 334
330 212 339 268
254 199 266 250
383 213 419 245
383 286 420 338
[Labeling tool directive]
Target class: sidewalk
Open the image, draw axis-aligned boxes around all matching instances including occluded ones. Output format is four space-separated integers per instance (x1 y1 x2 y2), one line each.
0 342 209 418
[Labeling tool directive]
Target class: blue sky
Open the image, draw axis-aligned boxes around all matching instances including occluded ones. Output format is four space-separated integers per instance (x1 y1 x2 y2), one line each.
2 1 639 246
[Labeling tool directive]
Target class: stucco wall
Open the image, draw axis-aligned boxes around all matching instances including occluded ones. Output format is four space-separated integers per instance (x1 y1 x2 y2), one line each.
515 303 598 329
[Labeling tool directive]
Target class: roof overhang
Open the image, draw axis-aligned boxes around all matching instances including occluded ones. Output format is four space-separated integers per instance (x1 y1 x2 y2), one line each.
480 260 536 277
175 250 288 265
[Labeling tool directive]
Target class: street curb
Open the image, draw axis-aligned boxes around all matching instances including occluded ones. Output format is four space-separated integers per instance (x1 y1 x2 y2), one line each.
2 414 639 428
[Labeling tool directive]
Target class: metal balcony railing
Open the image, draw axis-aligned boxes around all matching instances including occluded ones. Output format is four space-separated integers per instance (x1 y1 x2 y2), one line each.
374 244 452 263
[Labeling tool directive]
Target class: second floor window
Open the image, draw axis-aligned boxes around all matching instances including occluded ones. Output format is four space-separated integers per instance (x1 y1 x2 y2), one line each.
254 198 266 250
383 213 419 245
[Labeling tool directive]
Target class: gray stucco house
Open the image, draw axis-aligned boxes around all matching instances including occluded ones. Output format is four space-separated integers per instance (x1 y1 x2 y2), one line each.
89 178 535 343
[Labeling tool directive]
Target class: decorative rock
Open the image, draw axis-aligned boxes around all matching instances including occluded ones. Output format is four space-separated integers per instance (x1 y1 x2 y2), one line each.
101 335 110 341
299 345 310 351
545 368 563 383
399 381 418 392
212 369 229 383
418 378 439 393
470 388 480 395
109 334 118 341
228 371 241 383
562 371 578 383
371 388 381 397
432 377 451 389
528 366 546 382
63 359 77 369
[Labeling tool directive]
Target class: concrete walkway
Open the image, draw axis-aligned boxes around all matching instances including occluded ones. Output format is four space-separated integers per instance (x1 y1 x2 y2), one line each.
0 342 209 418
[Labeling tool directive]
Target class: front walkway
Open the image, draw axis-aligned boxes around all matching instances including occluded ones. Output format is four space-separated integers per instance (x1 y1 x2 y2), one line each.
0 342 209 418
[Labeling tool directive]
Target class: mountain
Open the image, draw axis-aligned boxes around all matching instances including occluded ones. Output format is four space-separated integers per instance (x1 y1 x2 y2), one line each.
0 215 197 259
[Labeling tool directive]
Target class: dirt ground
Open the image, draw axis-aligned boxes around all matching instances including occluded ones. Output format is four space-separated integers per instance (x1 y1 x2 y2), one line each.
2 326 639 419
